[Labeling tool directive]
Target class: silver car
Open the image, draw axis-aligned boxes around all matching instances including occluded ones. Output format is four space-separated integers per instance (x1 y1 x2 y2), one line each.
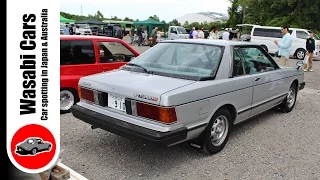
71 39 305 154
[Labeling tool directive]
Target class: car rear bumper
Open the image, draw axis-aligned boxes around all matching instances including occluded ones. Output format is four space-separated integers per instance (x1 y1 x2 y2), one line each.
299 82 305 91
70 105 188 147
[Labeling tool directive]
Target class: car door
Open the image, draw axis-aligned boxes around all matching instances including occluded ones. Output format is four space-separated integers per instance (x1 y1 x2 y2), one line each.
238 46 287 116
169 27 178 40
231 47 254 124
95 41 137 72
60 39 100 89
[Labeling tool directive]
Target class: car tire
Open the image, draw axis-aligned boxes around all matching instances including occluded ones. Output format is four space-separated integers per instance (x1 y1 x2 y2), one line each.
47 145 51 151
202 108 233 155
295 49 306 60
60 88 78 114
32 148 37 155
280 83 298 113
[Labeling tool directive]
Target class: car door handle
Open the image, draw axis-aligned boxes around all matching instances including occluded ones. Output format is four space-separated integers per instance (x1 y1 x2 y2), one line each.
255 77 260 81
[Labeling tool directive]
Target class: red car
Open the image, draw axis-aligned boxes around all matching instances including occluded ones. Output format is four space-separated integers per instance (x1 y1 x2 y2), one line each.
60 35 140 113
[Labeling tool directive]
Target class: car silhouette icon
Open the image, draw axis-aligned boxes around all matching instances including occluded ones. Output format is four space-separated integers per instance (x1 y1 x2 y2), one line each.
16 137 52 155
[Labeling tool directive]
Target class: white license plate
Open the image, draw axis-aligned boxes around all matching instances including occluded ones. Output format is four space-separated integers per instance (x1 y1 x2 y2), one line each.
108 93 126 112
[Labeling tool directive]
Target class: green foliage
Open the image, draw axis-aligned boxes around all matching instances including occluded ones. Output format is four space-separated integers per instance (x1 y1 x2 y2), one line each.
227 0 320 32
60 11 226 31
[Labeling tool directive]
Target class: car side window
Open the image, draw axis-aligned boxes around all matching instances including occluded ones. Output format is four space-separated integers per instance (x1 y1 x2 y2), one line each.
296 31 309 39
60 40 95 65
170 27 177 33
232 48 247 77
239 47 278 74
97 42 136 63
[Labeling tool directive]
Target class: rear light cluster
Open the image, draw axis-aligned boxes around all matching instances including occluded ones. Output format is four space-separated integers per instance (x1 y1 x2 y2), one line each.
78 86 177 124
129 100 177 124
78 87 108 106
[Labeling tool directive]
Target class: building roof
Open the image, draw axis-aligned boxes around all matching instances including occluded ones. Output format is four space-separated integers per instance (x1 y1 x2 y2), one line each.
177 12 228 25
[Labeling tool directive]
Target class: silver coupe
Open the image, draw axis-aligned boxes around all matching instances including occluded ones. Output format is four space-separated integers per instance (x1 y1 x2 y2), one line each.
71 39 305 154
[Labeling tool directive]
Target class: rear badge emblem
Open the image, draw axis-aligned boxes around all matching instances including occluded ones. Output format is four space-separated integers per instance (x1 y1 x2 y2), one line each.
134 94 158 102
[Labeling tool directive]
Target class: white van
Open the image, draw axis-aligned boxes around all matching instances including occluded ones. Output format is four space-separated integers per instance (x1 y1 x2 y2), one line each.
247 25 319 60
168 26 189 40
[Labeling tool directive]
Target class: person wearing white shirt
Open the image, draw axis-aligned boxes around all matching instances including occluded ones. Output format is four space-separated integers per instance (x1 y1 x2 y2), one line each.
75 25 80 35
198 28 205 39
222 28 230 40
192 27 199 39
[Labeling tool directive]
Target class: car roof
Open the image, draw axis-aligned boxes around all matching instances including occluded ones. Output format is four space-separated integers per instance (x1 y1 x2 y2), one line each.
160 39 260 46
60 35 121 41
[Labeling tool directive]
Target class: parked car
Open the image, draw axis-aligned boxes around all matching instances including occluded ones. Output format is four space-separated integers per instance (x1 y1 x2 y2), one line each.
240 34 251 41
248 25 320 60
70 39 305 154
16 138 52 155
60 35 140 113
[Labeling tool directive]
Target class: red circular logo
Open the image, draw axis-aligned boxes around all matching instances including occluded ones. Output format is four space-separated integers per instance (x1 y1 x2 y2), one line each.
10 124 56 170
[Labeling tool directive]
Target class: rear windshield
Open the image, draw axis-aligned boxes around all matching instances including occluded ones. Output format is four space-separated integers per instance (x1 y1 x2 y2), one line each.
124 42 223 80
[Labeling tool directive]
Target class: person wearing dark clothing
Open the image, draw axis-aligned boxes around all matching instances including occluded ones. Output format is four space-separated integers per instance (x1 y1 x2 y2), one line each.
69 24 74 35
304 32 316 72
137 25 143 46
115 26 124 40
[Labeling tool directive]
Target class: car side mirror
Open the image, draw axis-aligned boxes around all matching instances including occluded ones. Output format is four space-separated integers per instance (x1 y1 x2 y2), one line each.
172 31 177 34
296 61 304 69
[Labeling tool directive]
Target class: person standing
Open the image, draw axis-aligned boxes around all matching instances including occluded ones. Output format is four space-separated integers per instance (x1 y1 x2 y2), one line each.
69 24 74 35
75 25 80 35
63 24 70 35
137 25 143 46
304 32 315 72
209 28 219 39
192 27 199 39
130 26 135 44
274 25 292 66
189 27 195 39
150 27 158 47
198 28 205 39
222 28 230 40
115 26 124 40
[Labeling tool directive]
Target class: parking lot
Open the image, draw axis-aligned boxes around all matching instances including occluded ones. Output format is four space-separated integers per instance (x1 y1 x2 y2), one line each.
60 45 320 180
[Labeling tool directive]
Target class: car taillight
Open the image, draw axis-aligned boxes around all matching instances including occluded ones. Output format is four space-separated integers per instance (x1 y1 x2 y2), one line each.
131 101 177 124
78 87 95 102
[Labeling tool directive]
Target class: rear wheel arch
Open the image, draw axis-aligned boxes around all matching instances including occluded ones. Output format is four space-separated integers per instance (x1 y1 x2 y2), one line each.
193 103 237 145
217 104 237 124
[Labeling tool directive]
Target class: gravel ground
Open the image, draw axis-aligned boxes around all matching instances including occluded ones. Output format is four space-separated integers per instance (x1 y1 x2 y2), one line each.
60 45 320 180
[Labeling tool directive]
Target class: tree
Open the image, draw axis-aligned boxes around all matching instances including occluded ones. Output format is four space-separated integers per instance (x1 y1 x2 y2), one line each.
95 10 104 20
168 19 181 26
227 0 320 32
123 17 134 21
148 15 160 21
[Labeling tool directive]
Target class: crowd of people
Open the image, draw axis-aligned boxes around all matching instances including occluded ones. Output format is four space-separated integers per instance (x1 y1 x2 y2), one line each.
63 24 81 35
188 26 240 40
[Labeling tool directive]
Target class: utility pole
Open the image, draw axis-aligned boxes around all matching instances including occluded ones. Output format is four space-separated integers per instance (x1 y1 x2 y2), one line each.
80 4 83 16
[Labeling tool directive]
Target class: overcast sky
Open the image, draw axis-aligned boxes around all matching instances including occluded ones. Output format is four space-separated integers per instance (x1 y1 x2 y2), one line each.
60 0 231 22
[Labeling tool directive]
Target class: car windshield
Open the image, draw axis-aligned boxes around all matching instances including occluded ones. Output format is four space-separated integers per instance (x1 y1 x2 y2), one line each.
177 27 187 34
125 42 223 80
26 139 34 144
